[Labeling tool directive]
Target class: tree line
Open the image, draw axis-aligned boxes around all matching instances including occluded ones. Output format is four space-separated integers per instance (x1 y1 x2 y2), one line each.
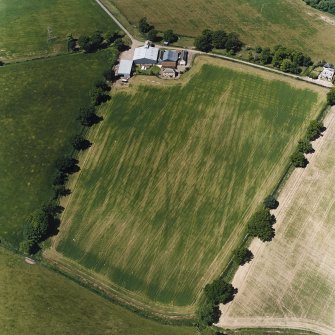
138 17 178 44
67 30 128 54
19 52 119 255
304 0 335 14
194 29 243 54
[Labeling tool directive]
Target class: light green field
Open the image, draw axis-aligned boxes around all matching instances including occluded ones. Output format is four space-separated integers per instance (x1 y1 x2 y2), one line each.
0 247 196 335
0 0 117 60
0 49 117 246
220 107 335 335
104 0 335 63
51 57 326 314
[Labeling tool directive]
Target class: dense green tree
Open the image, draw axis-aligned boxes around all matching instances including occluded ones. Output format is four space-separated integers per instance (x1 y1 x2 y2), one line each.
0 60 4 66
95 79 110 91
147 29 159 42
114 38 127 51
306 120 324 140
138 17 153 34
263 195 279 209
291 150 308 168
103 68 115 82
204 277 236 305
225 32 242 53
23 210 49 243
90 87 109 106
55 157 78 173
90 31 104 51
67 34 76 52
19 239 36 255
52 171 68 186
259 47 273 64
248 208 275 241
78 35 91 52
327 88 335 105
163 30 178 43
197 302 221 326
195 30 213 52
212 30 228 49
77 106 98 126
53 185 71 197
297 138 314 153
234 247 253 265
71 134 91 151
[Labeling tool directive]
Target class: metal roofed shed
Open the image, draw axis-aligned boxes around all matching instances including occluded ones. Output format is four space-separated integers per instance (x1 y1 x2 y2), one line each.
162 50 178 62
118 60 133 78
133 46 159 65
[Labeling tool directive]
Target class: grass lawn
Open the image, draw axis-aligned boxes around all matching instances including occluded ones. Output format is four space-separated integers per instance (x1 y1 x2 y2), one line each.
0 0 118 60
104 0 335 63
0 49 117 246
0 247 196 335
51 56 326 314
219 107 335 335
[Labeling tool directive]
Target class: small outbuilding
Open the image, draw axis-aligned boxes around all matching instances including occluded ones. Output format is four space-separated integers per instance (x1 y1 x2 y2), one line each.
179 50 188 66
159 50 178 68
133 45 159 65
117 60 133 78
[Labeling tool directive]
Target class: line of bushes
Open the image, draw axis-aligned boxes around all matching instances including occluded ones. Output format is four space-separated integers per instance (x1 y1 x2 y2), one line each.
303 0 335 15
19 51 119 256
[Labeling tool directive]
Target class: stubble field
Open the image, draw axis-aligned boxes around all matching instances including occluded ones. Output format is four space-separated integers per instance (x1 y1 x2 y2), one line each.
49 57 326 314
219 107 335 335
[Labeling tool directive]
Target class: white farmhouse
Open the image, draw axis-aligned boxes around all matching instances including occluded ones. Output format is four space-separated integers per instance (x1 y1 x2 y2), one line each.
319 64 335 82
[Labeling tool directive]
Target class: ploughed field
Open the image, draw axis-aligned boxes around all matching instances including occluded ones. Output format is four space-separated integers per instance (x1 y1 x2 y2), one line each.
218 107 335 335
105 0 335 63
53 58 325 311
0 0 117 60
0 50 117 246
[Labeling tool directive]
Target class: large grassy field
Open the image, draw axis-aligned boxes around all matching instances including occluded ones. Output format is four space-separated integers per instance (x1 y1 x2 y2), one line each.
0 247 196 335
219 107 335 335
104 0 335 63
0 0 117 60
0 50 117 246
50 57 326 314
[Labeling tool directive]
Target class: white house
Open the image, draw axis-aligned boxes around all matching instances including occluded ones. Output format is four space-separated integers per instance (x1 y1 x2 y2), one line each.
319 64 335 82
133 45 159 65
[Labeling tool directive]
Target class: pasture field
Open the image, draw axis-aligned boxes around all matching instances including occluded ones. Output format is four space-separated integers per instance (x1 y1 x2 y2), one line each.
0 50 117 246
104 0 335 63
219 107 335 335
0 247 196 335
0 0 117 60
49 56 326 315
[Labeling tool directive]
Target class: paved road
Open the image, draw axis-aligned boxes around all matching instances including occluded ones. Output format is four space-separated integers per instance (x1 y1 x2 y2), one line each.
95 0 333 89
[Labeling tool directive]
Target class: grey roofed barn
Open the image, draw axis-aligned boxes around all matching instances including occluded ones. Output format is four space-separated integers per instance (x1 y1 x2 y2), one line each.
133 46 159 65
162 50 178 62
118 60 133 77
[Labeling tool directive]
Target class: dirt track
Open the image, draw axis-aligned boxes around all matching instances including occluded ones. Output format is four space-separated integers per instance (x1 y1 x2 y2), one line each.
218 107 335 335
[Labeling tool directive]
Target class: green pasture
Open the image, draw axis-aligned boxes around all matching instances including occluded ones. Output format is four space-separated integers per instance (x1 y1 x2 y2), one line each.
0 247 196 335
0 0 117 60
106 0 335 62
0 50 117 246
56 62 324 308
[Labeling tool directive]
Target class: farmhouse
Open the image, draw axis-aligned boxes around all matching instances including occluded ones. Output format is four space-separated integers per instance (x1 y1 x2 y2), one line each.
117 60 133 78
159 50 178 68
133 44 159 65
319 64 335 82
161 68 176 78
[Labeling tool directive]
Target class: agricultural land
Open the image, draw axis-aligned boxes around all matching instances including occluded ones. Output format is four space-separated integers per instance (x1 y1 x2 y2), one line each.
103 0 335 63
0 49 117 246
0 247 196 335
0 0 117 60
218 107 335 335
47 56 327 316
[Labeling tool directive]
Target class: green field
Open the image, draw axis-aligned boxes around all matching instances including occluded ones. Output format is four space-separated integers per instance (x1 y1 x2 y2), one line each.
52 57 326 313
104 0 335 63
0 247 196 335
0 0 117 60
0 50 117 246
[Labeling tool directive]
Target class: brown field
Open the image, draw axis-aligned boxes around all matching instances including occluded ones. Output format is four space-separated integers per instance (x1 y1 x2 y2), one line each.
218 107 335 335
103 0 335 63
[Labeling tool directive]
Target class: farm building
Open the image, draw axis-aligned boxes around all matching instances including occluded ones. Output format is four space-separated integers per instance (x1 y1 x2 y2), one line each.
319 64 335 81
161 68 176 78
159 50 178 68
133 45 159 65
117 60 133 78
179 50 188 66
